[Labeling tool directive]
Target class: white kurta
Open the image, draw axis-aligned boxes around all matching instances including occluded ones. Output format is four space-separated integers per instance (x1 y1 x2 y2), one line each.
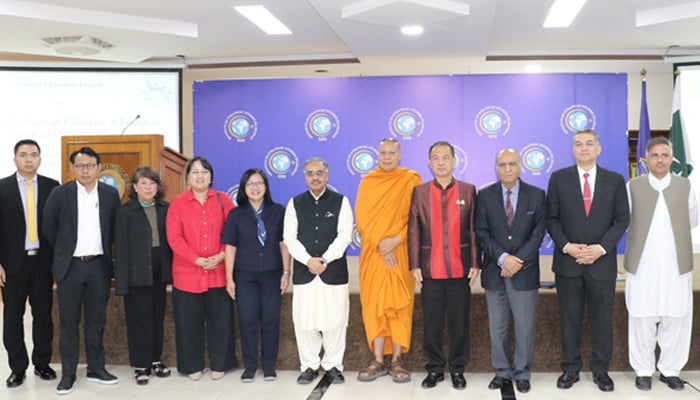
625 174 697 317
625 173 698 376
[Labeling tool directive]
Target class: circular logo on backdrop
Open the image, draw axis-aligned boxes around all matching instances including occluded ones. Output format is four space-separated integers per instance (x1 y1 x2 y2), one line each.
264 147 298 178
520 143 555 175
226 184 240 206
305 109 340 141
452 144 469 176
560 105 595 134
98 163 129 199
389 108 424 139
474 106 510 138
224 111 258 142
349 225 362 250
346 145 378 176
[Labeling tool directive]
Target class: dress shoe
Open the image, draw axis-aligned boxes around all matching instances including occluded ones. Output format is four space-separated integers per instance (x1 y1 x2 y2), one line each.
450 372 466 390
211 371 225 380
556 371 580 389
325 367 345 384
297 368 319 384
660 374 684 391
593 372 614 392
86 368 119 384
635 376 651 391
420 371 444 388
488 375 505 390
56 375 76 395
6 372 25 388
516 379 531 393
34 365 57 380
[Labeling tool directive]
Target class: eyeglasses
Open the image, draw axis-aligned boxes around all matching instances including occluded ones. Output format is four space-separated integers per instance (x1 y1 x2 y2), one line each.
304 170 326 178
74 163 97 171
246 181 265 187
189 169 210 175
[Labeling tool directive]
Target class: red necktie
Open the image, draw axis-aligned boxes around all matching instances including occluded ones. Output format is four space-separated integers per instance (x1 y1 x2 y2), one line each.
583 173 592 216
505 189 514 227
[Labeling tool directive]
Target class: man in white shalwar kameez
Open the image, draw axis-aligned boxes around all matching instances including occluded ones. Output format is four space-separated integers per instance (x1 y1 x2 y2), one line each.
624 136 697 392
283 157 353 385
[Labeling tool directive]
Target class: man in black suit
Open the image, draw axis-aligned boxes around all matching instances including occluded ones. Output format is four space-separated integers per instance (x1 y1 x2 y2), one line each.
546 129 629 392
476 148 546 394
0 139 59 388
42 147 121 395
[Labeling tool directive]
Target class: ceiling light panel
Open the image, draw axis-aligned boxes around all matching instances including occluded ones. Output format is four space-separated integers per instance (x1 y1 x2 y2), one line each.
234 5 292 35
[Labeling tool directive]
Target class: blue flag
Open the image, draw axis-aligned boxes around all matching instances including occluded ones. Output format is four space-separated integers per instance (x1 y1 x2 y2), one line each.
636 80 650 176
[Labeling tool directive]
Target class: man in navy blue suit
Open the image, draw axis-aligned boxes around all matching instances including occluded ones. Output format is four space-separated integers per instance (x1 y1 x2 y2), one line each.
546 129 629 392
476 148 546 394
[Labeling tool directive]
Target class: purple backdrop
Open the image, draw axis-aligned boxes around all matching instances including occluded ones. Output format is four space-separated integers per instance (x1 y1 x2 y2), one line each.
193 73 629 255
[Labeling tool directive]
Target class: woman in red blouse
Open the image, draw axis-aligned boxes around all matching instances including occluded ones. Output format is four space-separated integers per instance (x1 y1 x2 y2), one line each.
166 156 237 381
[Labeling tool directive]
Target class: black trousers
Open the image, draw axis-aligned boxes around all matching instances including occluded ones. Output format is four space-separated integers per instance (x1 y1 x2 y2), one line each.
172 286 237 374
123 249 167 369
1 253 53 373
421 277 471 374
555 273 615 374
234 270 282 369
56 257 110 376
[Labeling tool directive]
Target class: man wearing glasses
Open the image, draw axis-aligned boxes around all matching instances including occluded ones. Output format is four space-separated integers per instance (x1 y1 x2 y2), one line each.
43 147 121 395
284 157 353 385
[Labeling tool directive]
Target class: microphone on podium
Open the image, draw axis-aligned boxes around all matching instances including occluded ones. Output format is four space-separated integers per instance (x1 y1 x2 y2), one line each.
121 114 141 134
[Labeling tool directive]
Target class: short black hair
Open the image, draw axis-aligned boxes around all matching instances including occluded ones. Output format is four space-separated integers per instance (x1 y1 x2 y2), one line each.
129 166 166 200
14 139 41 155
236 168 273 207
186 156 214 187
69 146 100 164
428 141 455 157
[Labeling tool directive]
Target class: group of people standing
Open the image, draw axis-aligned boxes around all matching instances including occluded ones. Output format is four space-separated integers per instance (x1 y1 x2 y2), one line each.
0 130 695 395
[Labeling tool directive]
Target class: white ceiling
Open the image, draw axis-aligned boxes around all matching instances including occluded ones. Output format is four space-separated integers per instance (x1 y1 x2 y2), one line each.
1 0 699 73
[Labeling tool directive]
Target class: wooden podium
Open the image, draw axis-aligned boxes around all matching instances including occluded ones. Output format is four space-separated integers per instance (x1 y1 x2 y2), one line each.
61 134 187 203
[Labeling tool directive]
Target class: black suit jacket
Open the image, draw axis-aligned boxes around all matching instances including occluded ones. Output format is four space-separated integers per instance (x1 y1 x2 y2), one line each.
0 173 59 275
476 179 546 291
546 165 630 280
42 181 120 283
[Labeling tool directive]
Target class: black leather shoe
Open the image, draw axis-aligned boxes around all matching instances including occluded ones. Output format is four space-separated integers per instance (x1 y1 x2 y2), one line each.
516 379 531 393
593 372 614 392
6 372 25 388
450 372 466 390
35 365 57 380
556 371 580 389
635 376 651 391
325 367 345 384
660 374 684 391
86 368 118 384
420 371 444 388
297 368 319 384
488 375 505 390
56 375 76 395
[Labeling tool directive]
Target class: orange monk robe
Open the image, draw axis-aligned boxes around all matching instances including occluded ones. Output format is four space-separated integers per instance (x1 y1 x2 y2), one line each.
355 166 422 354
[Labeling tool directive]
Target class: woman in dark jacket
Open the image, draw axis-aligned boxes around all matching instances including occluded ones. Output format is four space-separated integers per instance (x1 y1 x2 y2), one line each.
114 166 173 385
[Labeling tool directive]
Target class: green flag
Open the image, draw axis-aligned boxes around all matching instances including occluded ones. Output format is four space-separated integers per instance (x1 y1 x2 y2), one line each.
670 73 693 177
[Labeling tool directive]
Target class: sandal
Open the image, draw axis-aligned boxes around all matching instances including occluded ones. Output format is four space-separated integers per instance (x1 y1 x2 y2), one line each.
134 368 150 385
357 359 388 382
151 362 171 378
390 358 411 383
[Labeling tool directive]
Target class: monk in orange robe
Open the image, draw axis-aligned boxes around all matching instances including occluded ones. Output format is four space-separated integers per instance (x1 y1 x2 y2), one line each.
355 138 421 383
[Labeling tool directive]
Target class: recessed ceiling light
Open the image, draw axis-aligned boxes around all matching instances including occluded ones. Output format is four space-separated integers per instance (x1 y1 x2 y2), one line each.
525 64 542 73
234 5 292 35
543 0 586 28
401 25 424 35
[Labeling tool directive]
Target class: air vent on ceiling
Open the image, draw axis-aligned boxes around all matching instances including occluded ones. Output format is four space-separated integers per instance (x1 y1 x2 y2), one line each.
40 35 114 56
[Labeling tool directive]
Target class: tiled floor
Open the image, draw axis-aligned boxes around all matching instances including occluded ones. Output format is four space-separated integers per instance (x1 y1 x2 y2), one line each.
4 363 700 399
